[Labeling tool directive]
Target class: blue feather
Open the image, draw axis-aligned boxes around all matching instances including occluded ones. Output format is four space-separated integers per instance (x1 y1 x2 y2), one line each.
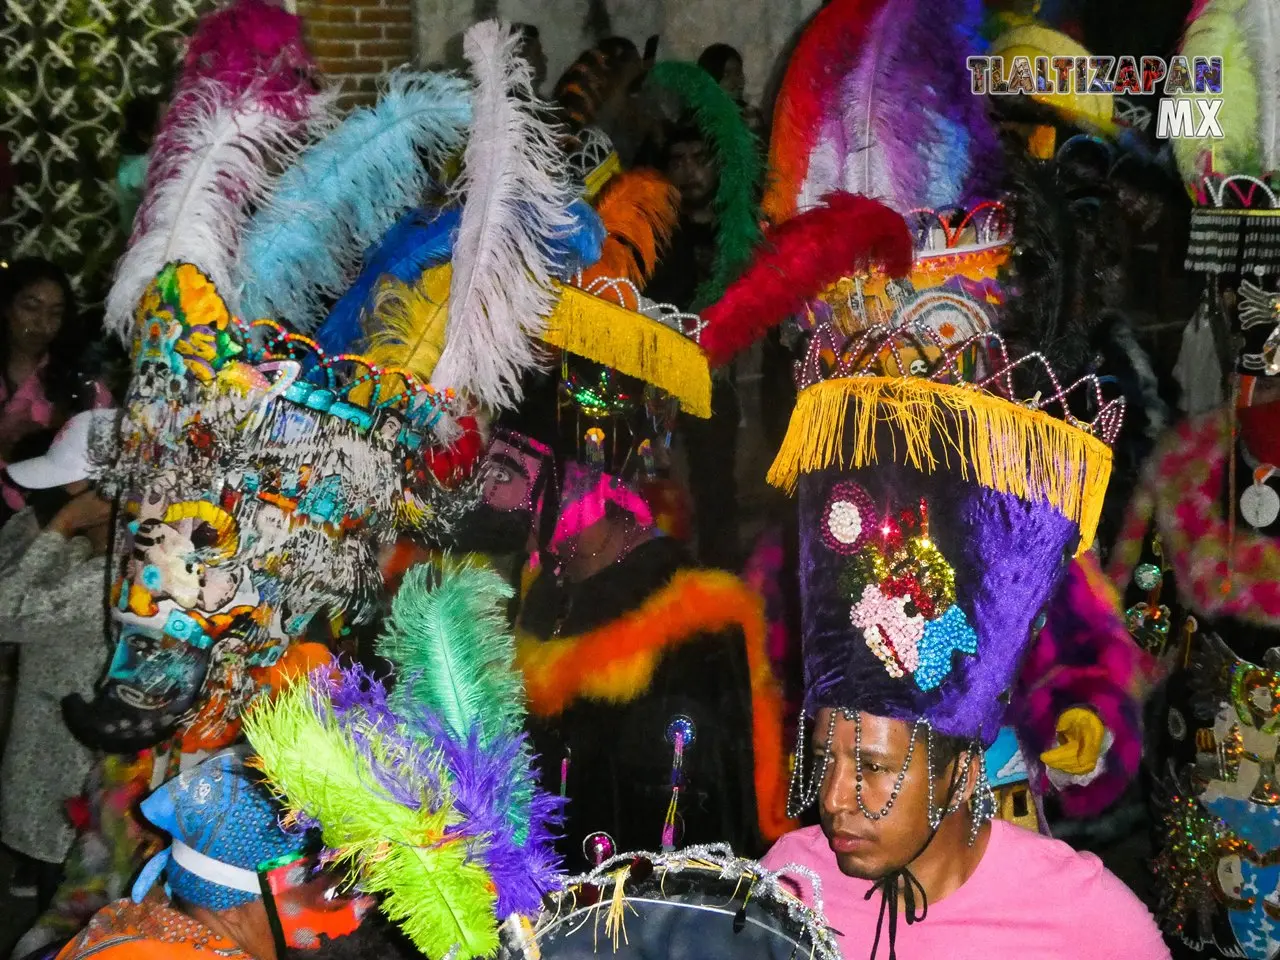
921 113 972 209
235 70 472 332
315 207 460 356
547 199 606 279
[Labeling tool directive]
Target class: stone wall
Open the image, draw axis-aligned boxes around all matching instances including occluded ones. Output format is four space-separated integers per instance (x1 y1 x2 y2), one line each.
290 0 821 110
412 0 821 103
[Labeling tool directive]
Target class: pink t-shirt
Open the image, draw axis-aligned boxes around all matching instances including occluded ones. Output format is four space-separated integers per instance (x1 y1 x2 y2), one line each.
761 822 1170 960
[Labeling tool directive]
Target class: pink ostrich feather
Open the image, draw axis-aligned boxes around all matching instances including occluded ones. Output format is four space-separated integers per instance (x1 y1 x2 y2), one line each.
181 0 313 96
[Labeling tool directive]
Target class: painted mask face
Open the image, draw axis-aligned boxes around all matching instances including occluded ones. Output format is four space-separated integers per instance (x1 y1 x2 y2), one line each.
66 264 440 755
260 852 375 952
131 520 205 609
481 437 543 514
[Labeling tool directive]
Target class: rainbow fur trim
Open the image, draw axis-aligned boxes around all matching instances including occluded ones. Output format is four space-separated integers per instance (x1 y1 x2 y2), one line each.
1108 410 1280 625
515 569 796 842
1012 553 1157 817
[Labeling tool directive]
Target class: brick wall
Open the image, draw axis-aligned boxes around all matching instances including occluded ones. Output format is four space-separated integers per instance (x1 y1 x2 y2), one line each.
295 0 415 107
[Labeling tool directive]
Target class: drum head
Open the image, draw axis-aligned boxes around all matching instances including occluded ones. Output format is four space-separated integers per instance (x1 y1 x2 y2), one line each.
501 850 840 960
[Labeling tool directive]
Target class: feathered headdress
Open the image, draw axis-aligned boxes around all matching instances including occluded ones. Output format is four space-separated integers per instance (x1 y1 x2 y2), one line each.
761 0 884 224
575 169 680 296
179 0 311 94
645 61 764 307
236 70 472 332
822 0 998 214
432 20 579 410
315 207 460 357
105 72 326 340
698 193 915 367
245 560 563 960
1173 0 1279 190
765 0 998 222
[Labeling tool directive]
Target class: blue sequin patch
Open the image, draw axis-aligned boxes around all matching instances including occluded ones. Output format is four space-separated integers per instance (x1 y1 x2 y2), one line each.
914 604 978 691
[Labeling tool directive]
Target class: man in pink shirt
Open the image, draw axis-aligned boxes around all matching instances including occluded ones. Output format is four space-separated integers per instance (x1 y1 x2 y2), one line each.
762 714 1170 959
750 315 1170 959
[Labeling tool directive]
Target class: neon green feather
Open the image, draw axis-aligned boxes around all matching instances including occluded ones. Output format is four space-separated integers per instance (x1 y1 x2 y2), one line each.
645 61 764 309
244 681 499 960
1174 0 1259 182
377 558 525 746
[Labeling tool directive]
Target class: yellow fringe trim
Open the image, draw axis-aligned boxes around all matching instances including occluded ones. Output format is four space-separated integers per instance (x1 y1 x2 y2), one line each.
584 151 622 202
543 284 712 418
766 377 1113 553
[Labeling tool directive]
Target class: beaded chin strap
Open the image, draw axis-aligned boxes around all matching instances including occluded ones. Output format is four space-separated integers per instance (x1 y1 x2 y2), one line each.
785 708 997 960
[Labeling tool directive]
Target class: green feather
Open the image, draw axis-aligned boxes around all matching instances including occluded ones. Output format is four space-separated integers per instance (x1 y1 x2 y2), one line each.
244 681 499 960
646 61 764 309
1174 0 1260 182
377 558 524 747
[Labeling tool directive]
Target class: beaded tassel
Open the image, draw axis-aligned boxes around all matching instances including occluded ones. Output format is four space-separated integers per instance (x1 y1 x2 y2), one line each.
852 710 924 821
662 716 694 850
786 710 836 817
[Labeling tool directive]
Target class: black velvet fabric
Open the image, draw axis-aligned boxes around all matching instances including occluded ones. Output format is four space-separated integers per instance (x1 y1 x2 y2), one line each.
519 537 763 868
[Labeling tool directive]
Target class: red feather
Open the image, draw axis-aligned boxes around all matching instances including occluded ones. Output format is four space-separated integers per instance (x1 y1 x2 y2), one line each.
761 0 888 225
698 193 912 367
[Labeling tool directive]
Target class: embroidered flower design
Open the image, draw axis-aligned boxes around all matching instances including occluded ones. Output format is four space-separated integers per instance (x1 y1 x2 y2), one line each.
851 584 924 678
823 482 876 554
834 493 979 690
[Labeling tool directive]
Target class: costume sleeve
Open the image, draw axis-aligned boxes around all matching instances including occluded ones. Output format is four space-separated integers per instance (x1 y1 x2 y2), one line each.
1105 434 1161 591
0 531 98 640
0 508 40 571
1010 553 1157 817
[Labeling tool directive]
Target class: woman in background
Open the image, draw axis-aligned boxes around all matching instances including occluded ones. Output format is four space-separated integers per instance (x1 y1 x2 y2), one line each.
0 411 115 911
697 43 764 139
0 260 114 522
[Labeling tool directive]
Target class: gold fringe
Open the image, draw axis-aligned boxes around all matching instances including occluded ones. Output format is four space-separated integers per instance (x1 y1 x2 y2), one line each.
766 377 1113 553
543 284 712 418
583 151 622 202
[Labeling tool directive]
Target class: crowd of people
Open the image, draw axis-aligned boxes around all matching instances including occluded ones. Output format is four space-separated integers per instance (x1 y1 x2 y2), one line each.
0 1 1275 959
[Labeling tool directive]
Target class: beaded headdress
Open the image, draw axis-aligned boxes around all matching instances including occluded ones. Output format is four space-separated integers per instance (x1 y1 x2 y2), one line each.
774 320 1121 743
65 11 584 752
1174 0 1280 382
496 845 842 960
499 58 764 491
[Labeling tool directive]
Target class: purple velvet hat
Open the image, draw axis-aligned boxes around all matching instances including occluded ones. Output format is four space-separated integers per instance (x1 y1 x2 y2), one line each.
770 325 1123 743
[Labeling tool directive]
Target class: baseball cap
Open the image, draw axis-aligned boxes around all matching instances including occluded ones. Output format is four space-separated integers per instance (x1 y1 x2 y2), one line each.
7 408 115 490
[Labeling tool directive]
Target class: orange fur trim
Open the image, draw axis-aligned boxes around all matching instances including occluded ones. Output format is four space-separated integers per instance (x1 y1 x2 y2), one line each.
578 169 680 295
516 569 796 842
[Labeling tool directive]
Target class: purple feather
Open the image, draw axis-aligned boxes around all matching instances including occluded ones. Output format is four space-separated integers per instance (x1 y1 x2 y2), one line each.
837 0 999 212
315 664 449 812
950 0 1003 203
293 664 565 914
406 710 564 915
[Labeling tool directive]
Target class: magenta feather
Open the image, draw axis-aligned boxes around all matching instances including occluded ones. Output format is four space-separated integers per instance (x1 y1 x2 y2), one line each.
181 0 313 97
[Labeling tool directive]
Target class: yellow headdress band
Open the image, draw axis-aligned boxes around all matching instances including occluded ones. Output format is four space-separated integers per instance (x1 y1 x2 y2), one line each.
767 376 1113 553
583 151 622 203
542 283 712 418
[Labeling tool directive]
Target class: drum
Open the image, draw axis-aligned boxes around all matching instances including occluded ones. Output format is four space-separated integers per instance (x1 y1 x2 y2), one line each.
499 845 841 960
